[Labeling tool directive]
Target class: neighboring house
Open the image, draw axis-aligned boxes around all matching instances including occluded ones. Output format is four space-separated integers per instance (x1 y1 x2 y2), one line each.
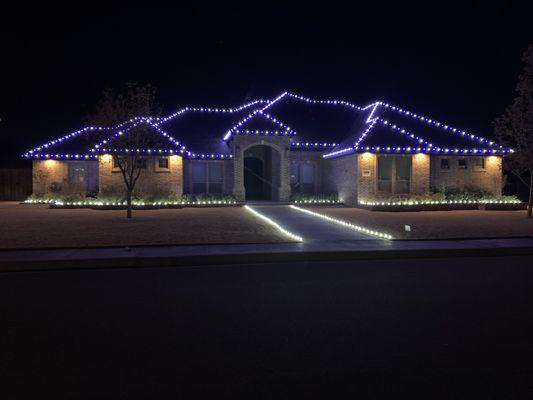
23 92 512 205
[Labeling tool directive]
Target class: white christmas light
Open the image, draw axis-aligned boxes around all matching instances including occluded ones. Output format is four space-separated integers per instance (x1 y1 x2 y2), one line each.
244 205 303 242
290 205 393 239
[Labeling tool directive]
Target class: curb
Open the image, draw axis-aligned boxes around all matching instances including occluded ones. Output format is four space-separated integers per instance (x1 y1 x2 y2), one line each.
1 245 533 273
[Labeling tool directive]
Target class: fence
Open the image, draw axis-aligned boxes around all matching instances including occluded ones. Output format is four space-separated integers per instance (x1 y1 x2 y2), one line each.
0 168 32 200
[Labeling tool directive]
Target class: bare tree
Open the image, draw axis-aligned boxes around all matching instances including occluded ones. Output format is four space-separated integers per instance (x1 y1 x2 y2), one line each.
494 45 533 218
88 83 161 218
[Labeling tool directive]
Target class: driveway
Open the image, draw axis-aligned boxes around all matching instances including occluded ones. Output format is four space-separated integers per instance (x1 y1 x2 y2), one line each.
249 205 382 242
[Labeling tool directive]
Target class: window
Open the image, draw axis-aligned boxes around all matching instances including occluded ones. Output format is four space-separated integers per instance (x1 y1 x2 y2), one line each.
158 157 169 169
136 158 147 169
112 157 123 171
440 159 450 170
377 156 393 193
290 163 299 189
191 162 207 194
473 157 485 171
190 161 224 194
290 162 315 194
68 162 86 185
458 158 467 169
377 155 411 194
208 163 223 194
395 157 411 194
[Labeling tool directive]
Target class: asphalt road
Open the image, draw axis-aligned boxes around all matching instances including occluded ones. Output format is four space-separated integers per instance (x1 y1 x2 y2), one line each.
2 255 533 399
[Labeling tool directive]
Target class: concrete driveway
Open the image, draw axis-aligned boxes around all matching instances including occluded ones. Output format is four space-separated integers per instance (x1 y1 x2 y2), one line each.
249 205 381 242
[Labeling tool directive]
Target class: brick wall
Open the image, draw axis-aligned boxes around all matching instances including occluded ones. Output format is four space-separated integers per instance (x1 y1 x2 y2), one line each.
430 155 502 195
411 153 430 194
356 152 376 203
32 160 98 196
98 155 183 198
322 153 359 206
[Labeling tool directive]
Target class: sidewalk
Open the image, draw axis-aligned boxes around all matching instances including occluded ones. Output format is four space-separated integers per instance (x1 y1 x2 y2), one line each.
2 237 533 272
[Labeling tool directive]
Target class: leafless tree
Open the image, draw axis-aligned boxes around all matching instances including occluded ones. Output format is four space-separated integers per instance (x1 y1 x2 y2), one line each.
494 45 533 218
88 83 161 218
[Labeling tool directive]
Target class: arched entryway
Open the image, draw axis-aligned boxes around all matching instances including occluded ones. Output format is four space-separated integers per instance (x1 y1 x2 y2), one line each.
243 145 281 201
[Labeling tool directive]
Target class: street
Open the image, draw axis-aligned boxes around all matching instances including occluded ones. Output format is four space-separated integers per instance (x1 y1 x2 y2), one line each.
2 255 533 398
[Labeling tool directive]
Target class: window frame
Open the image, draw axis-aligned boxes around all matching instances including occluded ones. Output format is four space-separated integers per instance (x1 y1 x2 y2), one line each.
440 158 450 171
473 157 486 172
136 158 148 169
377 155 412 195
155 157 170 172
189 160 224 195
290 161 316 195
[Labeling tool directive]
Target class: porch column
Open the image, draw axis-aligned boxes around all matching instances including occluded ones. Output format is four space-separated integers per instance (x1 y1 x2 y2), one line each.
278 146 291 202
411 153 430 194
233 144 245 202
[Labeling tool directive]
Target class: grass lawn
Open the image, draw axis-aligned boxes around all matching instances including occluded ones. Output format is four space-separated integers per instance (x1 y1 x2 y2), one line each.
0 202 290 249
308 207 533 240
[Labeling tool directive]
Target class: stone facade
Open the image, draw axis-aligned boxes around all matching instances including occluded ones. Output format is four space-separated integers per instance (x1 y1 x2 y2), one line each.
430 155 502 195
32 159 98 196
98 155 183 198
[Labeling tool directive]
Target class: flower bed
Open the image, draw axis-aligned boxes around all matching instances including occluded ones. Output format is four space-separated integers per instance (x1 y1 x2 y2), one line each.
23 197 238 209
358 190 523 211
290 193 342 206
358 199 524 212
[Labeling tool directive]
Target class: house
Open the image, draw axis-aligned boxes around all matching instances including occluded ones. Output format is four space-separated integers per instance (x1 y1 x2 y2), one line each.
23 92 511 205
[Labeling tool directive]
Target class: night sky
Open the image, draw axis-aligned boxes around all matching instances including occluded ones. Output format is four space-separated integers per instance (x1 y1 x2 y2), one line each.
2 3 532 167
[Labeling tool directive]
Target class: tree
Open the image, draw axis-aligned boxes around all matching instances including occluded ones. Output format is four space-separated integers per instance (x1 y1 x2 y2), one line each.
494 45 533 218
88 83 161 218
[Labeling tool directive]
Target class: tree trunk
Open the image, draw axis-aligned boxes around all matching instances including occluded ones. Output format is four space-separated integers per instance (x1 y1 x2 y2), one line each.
127 189 133 219
527 171 533 218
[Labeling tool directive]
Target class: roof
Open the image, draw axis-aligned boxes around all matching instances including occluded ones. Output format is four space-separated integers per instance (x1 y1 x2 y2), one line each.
22 92 512 160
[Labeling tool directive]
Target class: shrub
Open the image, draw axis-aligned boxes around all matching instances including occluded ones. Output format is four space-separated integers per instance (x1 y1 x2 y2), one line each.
180 194 193 203
360 189 520 204
194 194 236 203
290 193 339 202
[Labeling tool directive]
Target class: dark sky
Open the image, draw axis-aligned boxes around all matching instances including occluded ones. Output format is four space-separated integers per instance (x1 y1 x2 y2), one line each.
2 3 532 166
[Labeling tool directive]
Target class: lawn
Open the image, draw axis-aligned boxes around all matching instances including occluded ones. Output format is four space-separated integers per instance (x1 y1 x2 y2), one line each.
0 202 289 249
308 207 533 240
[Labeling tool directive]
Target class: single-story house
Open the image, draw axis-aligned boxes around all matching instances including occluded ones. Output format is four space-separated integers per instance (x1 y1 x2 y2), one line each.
23 92 512 205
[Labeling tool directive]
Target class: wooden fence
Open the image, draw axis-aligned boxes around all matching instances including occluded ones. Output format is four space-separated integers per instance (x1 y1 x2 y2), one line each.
0 168 32 200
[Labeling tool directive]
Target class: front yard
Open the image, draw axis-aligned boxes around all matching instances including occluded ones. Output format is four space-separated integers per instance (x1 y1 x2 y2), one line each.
308 207 533 240
0 202 289 249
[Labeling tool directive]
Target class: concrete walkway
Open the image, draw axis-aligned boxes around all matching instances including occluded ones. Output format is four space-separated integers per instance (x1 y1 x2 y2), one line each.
250 205 378 241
